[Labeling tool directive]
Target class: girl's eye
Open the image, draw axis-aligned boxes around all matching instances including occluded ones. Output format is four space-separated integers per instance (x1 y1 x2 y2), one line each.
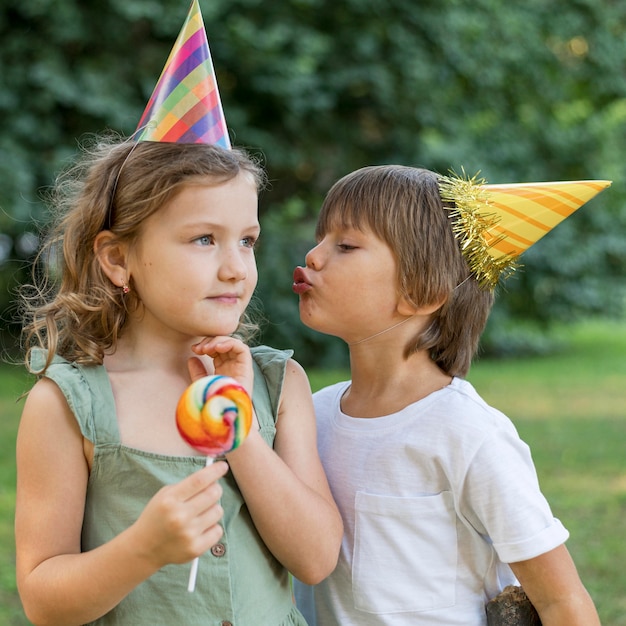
338 243 357 252
241 236 258 249
195 234 214 246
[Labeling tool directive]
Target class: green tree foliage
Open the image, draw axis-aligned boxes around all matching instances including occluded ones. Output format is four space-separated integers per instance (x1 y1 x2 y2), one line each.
1 0 625 365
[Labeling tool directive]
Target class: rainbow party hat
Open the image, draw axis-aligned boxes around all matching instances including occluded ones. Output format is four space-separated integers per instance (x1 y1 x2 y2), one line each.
439 174 611 288
135 0 230 148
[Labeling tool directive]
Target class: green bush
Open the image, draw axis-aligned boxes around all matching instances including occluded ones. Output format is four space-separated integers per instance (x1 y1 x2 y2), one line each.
2 0 626 366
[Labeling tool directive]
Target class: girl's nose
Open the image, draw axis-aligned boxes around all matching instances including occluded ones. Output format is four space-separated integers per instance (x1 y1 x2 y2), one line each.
218 247 248 281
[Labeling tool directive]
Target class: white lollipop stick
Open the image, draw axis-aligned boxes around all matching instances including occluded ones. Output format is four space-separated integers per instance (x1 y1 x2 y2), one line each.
177 375 252 593
187 557 200 593
187 456 213 593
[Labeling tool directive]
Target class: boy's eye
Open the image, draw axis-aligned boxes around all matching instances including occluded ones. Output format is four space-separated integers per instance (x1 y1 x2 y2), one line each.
338 243 357 251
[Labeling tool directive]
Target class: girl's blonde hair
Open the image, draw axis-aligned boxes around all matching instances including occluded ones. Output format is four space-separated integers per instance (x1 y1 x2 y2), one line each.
21 135 266 374
316 165 494 377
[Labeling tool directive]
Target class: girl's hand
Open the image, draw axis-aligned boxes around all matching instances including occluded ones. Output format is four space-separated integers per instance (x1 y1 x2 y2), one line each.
191 336 254 396
188 339 259 431
132 461 229 569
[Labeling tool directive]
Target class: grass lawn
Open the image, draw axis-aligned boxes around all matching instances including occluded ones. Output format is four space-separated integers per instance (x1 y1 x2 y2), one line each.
0 362 32 625
1 319 624 624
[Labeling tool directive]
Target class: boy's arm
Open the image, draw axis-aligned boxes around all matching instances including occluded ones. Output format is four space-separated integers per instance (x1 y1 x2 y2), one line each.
509 544 600 626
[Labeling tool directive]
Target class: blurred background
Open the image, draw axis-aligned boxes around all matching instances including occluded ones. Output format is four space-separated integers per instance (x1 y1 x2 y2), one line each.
1 3 626 624
1 0 625 367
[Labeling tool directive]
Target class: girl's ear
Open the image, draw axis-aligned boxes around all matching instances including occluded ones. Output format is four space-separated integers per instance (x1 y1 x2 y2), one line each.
94 230 129 289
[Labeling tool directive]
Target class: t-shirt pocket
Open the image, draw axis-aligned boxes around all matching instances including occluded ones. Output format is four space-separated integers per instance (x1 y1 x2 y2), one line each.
352 490 457 614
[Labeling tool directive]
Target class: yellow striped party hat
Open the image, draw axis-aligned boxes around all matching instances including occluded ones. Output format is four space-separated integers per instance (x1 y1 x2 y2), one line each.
135 0 230 148
439 172 611 288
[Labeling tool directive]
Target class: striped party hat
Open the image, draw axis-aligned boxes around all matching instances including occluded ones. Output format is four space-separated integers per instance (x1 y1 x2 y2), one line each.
135 0 230 148
439 173 611 288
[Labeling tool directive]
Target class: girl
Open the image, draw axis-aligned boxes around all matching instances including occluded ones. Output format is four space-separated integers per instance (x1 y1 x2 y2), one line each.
292 165 600 625
16 137 342 626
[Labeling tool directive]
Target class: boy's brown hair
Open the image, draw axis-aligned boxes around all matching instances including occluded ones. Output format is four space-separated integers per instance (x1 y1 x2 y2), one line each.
315 165 494 377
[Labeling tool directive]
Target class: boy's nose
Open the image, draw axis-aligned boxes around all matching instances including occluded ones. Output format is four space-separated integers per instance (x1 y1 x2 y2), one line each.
305 242 324 270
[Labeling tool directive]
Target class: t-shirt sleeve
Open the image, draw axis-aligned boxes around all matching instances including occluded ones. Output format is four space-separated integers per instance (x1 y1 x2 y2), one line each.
458 425 569 563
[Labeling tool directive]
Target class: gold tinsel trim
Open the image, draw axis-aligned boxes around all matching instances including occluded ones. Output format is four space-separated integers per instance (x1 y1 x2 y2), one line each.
438 170 520 290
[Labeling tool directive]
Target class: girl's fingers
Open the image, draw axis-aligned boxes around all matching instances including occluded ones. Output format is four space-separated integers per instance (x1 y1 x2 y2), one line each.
190 338 253 393
175 462 229 502
187 356 209 383
192 336 243 357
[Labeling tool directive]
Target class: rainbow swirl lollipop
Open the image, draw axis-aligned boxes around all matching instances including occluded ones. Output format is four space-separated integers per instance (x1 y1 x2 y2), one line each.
176 374 253 456
175 374 252 592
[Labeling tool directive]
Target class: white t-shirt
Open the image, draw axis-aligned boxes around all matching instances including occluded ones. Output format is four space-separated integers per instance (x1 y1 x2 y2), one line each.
294 377 568 625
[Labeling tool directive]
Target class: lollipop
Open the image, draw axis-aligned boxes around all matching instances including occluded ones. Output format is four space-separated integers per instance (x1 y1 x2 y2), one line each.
176 374 253 591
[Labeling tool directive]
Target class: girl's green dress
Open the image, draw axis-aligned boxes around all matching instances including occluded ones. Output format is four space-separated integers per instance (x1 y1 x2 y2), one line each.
31 346 307 626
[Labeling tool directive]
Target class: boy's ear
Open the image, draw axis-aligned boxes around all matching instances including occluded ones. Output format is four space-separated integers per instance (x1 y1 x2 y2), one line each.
397 293 447 317
94 230 129 288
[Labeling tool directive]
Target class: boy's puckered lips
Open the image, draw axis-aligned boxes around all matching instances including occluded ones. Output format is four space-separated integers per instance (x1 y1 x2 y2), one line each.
292 266 312 295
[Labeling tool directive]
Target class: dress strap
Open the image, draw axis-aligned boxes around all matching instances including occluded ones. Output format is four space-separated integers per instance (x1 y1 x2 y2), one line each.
30 349 121 445
251 346 293 439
